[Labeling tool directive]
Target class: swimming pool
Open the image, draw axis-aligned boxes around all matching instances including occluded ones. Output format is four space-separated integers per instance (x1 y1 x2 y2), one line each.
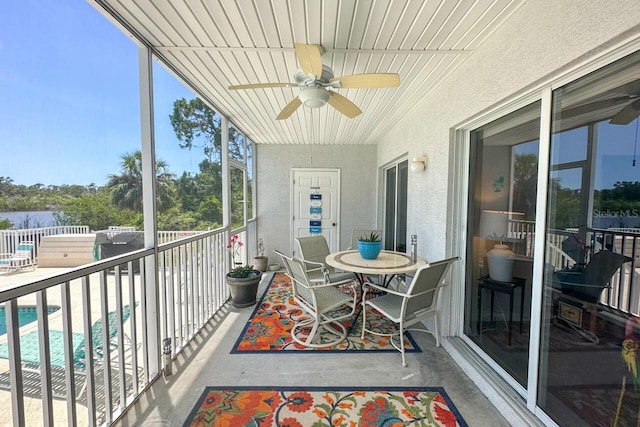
0 305 61 336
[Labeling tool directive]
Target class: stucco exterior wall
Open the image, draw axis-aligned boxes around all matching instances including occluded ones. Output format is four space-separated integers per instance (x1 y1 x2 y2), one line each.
378 0 640 263
256 144 377 258
374 0 640 351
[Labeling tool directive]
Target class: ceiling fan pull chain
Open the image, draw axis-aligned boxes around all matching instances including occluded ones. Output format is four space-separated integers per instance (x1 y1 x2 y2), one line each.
634 117 639 167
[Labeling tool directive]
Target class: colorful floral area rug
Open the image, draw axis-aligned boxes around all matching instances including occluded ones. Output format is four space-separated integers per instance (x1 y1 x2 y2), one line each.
184 386 467 427
231 273 420 352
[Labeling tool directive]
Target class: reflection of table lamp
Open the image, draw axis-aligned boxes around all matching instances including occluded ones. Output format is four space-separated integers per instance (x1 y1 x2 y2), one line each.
479 210 523 282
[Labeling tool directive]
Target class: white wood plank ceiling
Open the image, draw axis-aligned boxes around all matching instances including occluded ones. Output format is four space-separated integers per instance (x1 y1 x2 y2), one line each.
93 0 524 145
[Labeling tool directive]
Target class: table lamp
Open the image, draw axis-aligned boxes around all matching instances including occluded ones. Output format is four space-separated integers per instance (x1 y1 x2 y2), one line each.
479 210 523 282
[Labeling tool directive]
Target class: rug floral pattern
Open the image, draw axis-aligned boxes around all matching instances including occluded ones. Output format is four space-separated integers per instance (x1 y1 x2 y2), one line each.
231 273 420 352
185 387 467 427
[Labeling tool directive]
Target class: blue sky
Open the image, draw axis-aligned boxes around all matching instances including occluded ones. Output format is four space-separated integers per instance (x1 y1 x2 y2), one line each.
2 1 638 191
0 0 204 186
514 120 640 190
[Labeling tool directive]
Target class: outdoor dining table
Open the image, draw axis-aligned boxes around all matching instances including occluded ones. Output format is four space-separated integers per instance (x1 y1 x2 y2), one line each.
325 249 427 288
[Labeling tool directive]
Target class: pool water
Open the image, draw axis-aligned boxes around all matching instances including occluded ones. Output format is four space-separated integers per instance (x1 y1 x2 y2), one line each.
0 305 61 335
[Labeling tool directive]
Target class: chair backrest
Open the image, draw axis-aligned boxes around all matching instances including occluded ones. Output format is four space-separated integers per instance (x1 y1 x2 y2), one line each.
275 250 314 305
14 241 34 259
555 250 631 303
350 229 382 250
404 257 459 315
90 303 134 354
584 250 631 285
73 303 134 368
295 236 335 273
274 250 294 280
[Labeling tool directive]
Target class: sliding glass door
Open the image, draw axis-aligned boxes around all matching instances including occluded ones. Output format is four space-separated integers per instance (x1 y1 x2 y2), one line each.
538 50 640 427
384 160 408 252
466 102 541 388
464 49 640 426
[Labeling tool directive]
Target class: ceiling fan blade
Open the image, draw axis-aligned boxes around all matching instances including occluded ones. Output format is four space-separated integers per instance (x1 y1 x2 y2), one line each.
559 96 635 119
229 83 295 90
276 97 302 120
331 73 400 88
610 99 640 125
327 92 362 118
294 43 323 77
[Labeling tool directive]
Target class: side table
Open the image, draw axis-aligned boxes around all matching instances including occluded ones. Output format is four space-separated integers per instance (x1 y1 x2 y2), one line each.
477 275 526 345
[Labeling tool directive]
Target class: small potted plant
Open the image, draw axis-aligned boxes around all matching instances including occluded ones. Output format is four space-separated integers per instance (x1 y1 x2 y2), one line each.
253 238 269 272
226 235 261 308
357 231 382 259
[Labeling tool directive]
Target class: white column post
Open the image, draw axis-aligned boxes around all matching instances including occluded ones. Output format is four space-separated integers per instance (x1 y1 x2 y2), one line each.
138 46 160 378
221 116 231 268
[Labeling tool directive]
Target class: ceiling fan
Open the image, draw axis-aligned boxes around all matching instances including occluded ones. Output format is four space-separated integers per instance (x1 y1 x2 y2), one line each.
560 79 640 125
228 43 400 120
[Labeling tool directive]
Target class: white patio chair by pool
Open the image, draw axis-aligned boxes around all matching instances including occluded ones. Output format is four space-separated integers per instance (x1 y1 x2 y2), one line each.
0 240 36 273
0 304 135 397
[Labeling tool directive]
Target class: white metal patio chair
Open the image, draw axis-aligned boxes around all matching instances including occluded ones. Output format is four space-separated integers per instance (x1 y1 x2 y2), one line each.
361 256 459 366
295 236 356 285
275 250 358 348
0 240 36 273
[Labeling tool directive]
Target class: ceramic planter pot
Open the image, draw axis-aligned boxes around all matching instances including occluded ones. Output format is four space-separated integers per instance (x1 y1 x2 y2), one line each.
226 271 262 308
253 256 269 272
357 241 382 259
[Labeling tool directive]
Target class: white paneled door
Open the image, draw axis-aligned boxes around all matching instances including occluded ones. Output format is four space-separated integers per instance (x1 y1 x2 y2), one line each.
291 168 341 254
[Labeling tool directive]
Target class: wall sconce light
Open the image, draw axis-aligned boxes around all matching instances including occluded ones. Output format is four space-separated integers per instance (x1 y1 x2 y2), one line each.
410 156 427 174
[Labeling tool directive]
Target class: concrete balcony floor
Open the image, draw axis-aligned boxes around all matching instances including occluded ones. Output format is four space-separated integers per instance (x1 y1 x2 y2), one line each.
114 272 512 427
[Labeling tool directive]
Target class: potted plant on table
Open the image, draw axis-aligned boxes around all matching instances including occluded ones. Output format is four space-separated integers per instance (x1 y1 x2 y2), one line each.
357 231 382 260
253 238 269 272
226 235 262 308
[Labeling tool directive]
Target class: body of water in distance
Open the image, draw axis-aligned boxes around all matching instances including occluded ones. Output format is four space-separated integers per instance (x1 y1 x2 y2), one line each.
0 211 57 229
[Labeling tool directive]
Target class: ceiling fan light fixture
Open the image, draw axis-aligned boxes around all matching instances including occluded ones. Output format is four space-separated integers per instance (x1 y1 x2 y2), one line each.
299 87 330 108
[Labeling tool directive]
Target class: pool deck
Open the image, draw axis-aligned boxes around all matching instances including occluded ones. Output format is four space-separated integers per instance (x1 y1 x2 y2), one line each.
0 267 139 426
0 266 133 336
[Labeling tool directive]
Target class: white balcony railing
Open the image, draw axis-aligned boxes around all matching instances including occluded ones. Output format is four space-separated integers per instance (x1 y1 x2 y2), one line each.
0 225 242 426
508 220 640 315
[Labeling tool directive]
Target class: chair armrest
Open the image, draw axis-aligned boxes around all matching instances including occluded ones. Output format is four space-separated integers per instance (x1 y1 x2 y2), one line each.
363 281 409 297
310 280 356 290
554 280 611 289
301 259 331 283
301 259 325 270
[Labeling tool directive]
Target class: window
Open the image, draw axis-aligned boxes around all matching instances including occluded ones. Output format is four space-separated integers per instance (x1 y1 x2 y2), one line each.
152 63 223 235
466 102 541 388
463 48 640 426
539 50 640 427
383 160 408 252
247 139 254 220
0 1 142 237
228 123 250 230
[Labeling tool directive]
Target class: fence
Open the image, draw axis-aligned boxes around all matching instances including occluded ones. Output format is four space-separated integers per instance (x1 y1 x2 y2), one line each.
0 227 233 426
508 220 640 315
0 226 89 259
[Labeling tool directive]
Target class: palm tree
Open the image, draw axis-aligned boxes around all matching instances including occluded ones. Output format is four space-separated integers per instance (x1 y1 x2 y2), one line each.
107 151 175 213
513 153 539 219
